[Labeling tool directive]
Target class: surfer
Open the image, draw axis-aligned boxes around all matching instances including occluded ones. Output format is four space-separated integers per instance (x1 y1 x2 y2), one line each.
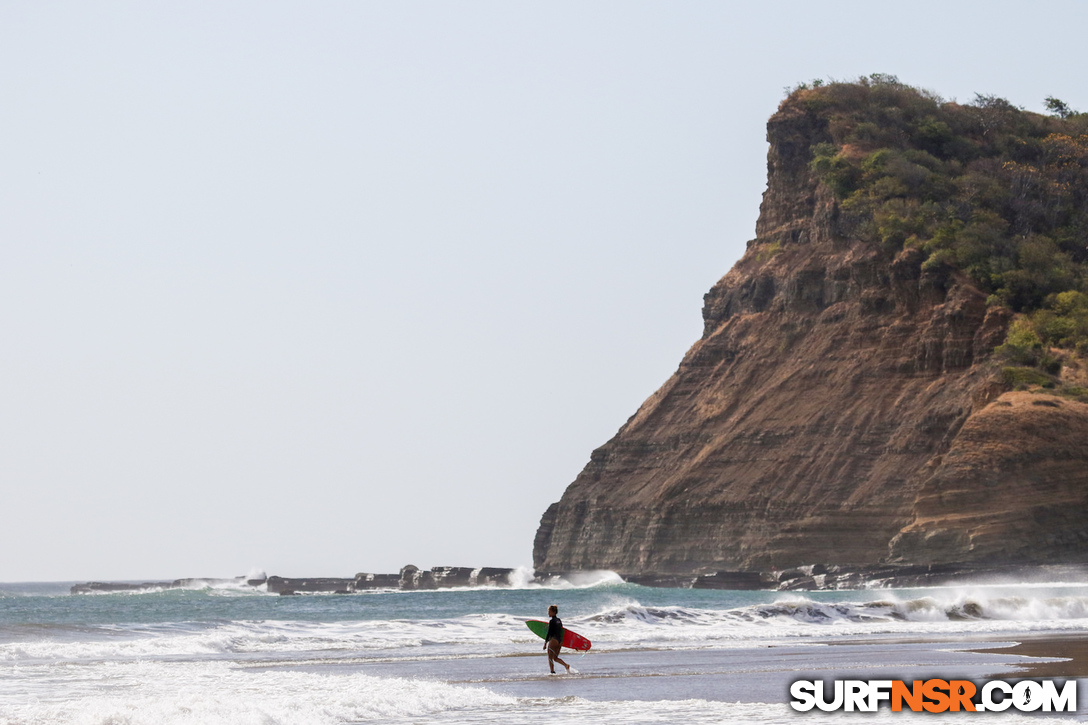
544 605 571 674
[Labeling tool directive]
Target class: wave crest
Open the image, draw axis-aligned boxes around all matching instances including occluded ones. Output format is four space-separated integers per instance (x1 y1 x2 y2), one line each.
744 593 1088 624
567 590 1088 647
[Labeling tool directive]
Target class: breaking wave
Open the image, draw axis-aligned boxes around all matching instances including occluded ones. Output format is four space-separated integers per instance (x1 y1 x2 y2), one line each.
573 590 1088 646
0 660 516 725
738 593 1088 624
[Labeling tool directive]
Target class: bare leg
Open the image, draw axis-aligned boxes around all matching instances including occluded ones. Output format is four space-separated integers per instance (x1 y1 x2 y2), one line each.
547 639 570 673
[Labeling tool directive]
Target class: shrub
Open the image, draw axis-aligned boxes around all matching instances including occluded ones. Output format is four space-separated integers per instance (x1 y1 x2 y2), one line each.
996 318 1044 365
1028 291 1088 351
787 77 1088 385
793 77 1088 368
755 240 782 262
1001 366 1055 389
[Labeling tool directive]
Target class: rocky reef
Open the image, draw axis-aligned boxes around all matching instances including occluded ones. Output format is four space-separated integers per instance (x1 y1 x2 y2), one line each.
71 565 515 595
70 576 266 594
533 82 1088 581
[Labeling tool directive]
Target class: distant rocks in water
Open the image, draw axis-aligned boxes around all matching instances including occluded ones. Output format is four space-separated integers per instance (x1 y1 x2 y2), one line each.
389 565 515 590
546 563 1088 591
768 563 1088 591
353 572 402 590
265 577 354 595
692 571 778 590
70 563 1088 594
70 566 517 595
70 581 173 594
477 567 519 586
70 576 262 595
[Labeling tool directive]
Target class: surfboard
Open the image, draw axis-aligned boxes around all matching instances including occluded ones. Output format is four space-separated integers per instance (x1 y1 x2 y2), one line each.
525 620 592 651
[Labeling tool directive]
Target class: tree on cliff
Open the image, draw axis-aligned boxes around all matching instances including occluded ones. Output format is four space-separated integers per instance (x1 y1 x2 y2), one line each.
1045 96 1078 119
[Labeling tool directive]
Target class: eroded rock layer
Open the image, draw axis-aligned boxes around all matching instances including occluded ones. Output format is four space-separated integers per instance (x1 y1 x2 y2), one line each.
533 99 1088 578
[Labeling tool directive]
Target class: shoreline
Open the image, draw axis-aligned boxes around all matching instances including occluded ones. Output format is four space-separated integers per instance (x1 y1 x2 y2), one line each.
833 632 1088 679
980 633 1088 678
284 631 1088 710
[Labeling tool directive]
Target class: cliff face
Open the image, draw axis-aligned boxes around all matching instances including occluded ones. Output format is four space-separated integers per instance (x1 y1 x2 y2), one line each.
533 99 1088 577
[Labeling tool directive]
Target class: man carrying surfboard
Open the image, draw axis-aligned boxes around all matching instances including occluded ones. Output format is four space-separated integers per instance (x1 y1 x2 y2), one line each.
544 605 571 674
525 609 589 670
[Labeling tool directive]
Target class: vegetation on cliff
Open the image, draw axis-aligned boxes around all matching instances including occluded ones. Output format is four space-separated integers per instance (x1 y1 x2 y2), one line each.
797 76 1088 381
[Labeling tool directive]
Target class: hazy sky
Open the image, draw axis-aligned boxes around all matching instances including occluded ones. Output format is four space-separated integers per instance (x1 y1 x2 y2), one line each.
3 2 1087 582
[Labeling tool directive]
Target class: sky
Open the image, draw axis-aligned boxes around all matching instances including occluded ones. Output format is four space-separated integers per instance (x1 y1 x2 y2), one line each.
2 1 1087 582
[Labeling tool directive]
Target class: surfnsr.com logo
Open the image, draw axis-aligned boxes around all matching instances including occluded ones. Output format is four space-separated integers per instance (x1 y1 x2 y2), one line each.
790 679 1078 713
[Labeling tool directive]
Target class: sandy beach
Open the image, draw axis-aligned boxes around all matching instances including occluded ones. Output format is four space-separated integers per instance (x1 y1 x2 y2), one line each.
283 633 1086 718
981 634 1088 679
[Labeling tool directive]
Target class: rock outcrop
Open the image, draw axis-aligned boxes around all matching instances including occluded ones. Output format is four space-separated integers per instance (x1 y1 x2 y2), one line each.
890 392 1088 563
392 565 517 590
533 93 1088 579
70 576 263 594
71 566 516 595
266 576 354 595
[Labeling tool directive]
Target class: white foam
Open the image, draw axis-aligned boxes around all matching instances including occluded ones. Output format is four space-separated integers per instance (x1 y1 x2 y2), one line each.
566 588 1088 648
506 566 534 588
558 570 626 588
0 660 515 725
400 697 1060 724
0 612 565 664
478 567 625 590
0 661 1067 725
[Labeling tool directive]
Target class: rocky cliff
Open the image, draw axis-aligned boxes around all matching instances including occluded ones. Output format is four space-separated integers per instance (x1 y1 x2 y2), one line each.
533 83 1088 578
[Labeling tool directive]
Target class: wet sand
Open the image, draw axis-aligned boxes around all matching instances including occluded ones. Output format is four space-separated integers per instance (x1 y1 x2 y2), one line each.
299 635 1083 709
981 633 1088 678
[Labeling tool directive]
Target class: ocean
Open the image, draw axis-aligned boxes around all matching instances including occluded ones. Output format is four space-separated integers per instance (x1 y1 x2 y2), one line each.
3 571 1088 724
